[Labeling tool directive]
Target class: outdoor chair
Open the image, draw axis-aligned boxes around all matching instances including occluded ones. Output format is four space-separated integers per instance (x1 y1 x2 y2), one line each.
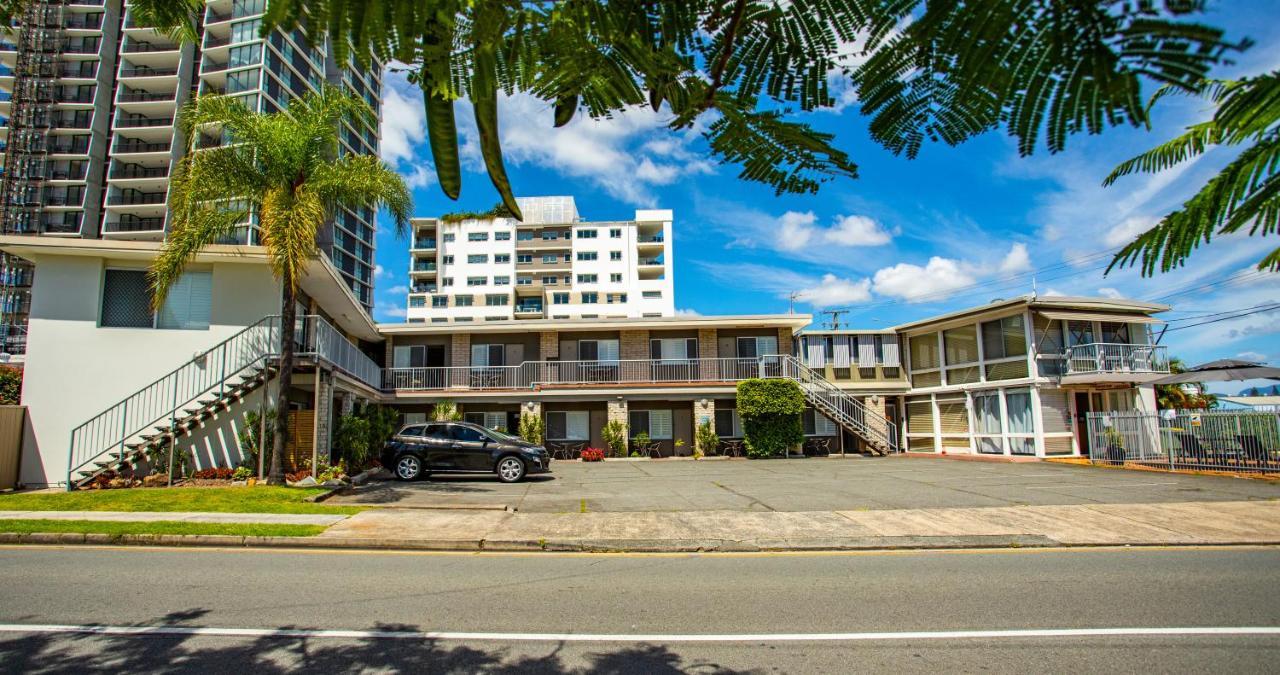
719 439 744 457
1175 433 1209 466
1236 435 1273 469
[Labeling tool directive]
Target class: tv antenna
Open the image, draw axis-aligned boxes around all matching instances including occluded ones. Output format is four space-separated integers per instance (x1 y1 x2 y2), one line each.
821 308 850 330
788 291 800 315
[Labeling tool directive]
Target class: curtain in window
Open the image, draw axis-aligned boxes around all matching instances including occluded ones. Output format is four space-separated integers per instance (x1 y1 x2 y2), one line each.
909 334 939 370
757 336 778 357
156 271 212 330
649 410 673 439
973 393 1002 434
880 336 900 367
856 335 876 367
806 340 825 368
944 325 979 365
1005 389 1033 434
832 336 852 368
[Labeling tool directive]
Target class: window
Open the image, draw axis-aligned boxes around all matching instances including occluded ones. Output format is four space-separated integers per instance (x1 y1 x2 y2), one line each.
651 337 697 361
576 229 597 239
516 276 532 286
581 292 598 303
973 391 1003 454
230 18 261 43
943 325 980 384
553 292 570 304
455 295 474 307
494 276 510 286
715 408 743 437
468 232 488 242
1101 322 1130 344
542 275 559 285
577 274 597 283
563 275 572 284
610 273 623 283
1005 388 1035 455
485 294 509 306
155 270 211 330
517 230 534 241
409 296 426 308
609 228 622 238
577 252 597 261
450 424 489 443
101 269 210 330
467 254 488 264
494 254 510 264
100 269 153 328
494 231 511 241
516 254 532 264
442 255 454 265
608 293 627 304
642 291 661 299
546 411 589 440
456 316 473 322
542 255 558 264
471 343 506 366
610 251 622 261
467 276 486 286
442 233 455 242
432 296 448 308
803 409 837 436
629 409 672 439
736 335 778 358
541 231 560 241
981 315 1027 359
578 339 619 362
442 277 454 287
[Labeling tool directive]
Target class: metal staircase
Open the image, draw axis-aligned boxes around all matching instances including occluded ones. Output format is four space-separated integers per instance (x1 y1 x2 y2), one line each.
775 355 899 454
66 317 283 488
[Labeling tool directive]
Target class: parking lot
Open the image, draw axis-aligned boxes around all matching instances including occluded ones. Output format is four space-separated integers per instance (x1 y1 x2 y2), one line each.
329 456 1280 513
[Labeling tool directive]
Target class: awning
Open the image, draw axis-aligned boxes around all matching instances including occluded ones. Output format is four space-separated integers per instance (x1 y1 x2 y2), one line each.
1036 310 1164 325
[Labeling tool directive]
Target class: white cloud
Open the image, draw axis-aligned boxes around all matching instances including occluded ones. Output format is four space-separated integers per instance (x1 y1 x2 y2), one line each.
1237 351 1267 362
374 264 386 278
826 215 893 247
374 301 407 321
1103 215 1159 248
385 285 408 295
1097 287 1124 299
797 274 873 307
998 243 1031 274
675 308 701 317
380 84 426 166
776 211 818 251
457 93 714 206
1043 288 1067 297
872 256 977 303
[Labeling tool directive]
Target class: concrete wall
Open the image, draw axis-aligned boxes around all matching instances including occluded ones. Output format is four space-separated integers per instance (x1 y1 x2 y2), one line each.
20 254 279 486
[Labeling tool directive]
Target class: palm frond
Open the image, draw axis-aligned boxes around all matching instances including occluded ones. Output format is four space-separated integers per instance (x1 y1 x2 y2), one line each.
309 155 413 235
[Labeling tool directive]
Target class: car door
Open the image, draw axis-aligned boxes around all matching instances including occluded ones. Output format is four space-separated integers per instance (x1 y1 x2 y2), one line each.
449 424 495 471
417 424 455 469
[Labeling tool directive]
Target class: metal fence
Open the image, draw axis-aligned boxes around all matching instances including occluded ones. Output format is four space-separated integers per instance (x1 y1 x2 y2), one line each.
1085 410 1280 475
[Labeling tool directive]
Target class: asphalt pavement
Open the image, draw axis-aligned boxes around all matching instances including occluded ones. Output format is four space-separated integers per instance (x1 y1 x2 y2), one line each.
2 545 1277 672
328 455 1280 512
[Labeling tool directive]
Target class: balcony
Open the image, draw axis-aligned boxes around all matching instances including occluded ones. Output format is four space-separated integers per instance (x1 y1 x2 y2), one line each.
411 261 437 273
383 357 776 392
110 164 168 180
413 238 436 250
104 216 165 233
122 40 178 54
410 284 437 294
118 88 175 103
107 191 165 206
116 114 173 128
1056 343 1171 383
114 139 171 154
119 66 178 78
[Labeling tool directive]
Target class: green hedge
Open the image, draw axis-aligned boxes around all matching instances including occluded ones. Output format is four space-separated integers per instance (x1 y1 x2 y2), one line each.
737 378 805 458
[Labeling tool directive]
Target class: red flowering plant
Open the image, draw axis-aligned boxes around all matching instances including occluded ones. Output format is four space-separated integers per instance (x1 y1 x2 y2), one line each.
580 447 605 462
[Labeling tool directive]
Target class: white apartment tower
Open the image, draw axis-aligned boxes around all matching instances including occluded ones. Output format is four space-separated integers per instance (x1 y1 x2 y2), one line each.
406 196 675 323
0 0 384 355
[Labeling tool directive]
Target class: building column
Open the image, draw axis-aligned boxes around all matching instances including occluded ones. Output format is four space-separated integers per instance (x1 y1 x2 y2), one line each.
777 328 794 357
339 391 355 416
312 368 334 468
620 330 649 360
693 398 715 453
384 335 395 368
864 394 888 455
698 328 718 379
539 331 558 360
607 398 628 455
451 333 471 371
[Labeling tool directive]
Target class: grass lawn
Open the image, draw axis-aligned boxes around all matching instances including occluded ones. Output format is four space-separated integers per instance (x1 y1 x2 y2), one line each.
0 486 362 515
0 519 326 537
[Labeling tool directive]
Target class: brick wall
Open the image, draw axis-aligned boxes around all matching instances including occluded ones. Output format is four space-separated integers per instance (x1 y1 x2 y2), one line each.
693 399 715 453
777 328 794 357
698 328 718 379
539 331 558 360
620 330 649 360
452 333 471 368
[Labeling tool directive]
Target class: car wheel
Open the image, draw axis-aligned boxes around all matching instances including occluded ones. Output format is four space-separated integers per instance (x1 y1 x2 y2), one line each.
394 455 424 481
496 456 526 483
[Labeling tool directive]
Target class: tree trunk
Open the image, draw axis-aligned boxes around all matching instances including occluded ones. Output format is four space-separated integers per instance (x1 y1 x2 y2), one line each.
267 282 297 485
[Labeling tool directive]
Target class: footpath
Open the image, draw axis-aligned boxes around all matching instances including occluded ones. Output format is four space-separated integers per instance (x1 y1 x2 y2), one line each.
2 499 1278 552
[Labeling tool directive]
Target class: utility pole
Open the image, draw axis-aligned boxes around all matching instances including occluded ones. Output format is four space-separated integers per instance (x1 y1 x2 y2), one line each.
821 308 849 330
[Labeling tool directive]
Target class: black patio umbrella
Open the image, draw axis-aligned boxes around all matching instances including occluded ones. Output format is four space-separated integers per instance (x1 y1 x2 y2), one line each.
1149 359 1280 385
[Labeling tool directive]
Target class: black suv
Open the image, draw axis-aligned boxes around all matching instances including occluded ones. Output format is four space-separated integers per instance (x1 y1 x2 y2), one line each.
381 421 551 483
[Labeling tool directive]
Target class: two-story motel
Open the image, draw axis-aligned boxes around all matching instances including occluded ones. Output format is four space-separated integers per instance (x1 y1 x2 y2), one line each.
2 235 1171 488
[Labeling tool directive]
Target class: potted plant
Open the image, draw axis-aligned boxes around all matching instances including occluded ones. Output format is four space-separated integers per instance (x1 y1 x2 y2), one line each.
695 420 718 459
601 419 627 457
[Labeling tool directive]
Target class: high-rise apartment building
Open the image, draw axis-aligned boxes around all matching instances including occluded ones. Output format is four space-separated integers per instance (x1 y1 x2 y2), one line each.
405 196 675 323
0 0 382 355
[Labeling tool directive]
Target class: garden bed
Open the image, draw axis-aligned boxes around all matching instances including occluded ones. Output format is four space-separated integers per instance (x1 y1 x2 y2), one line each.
0 486 363 514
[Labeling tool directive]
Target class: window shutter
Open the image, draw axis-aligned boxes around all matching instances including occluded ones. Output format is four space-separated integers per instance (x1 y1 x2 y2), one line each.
857 335 876 367
484 412 506 430
393 346 411 368
832 336 851 368
599 339 620 362
880 336 900 367
649 410 672 439
814 412 837 436
936 398 970 434
101 269 153 328
806 340 825 368
471 344 487 366
567 411 589 440
758 335 778 356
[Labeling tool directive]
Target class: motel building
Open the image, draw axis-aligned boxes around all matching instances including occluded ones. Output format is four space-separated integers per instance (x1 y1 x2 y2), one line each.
0 234 1173 489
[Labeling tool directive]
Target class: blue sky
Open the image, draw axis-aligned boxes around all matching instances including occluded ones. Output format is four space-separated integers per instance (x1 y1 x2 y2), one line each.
370 3 1280 395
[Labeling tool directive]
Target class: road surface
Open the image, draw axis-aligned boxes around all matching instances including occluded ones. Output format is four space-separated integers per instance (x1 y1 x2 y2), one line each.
1 545 1277 672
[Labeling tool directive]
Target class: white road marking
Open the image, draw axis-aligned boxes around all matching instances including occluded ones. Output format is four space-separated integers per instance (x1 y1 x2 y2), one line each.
0 624 1276 643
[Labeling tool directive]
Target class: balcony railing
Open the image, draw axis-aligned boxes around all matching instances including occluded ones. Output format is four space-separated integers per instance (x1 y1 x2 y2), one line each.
412 262 436 272
118 89 176 103
116 115 173 128
122 41 178 53
119 67 178 78
110 164 168 179
108 191 166 205
1063 343 1170 376
384 357 772 392
104 216 164 232
114 140 171 154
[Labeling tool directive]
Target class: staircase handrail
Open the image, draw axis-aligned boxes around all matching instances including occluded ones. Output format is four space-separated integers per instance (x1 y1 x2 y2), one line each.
775 355 899 452
66 316 282 486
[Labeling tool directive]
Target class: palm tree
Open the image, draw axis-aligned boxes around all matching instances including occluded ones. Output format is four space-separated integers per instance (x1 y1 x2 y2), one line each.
150 88 411 485
1106 72 1280 275
1156 357 1218 411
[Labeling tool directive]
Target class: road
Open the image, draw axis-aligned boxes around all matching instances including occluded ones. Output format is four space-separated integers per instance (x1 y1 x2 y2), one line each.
2 545 1278 672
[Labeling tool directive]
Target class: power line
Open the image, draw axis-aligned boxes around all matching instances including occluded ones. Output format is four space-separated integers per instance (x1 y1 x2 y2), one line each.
1163 303 1280 323
1144 270 1271 303
1162 304 1280 332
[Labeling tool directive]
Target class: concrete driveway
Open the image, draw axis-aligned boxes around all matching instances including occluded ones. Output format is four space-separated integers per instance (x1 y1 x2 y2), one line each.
329 456 1280 513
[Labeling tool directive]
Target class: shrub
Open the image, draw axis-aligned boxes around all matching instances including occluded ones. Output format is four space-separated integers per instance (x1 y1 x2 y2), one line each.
432 399 462 421
601 419 627 457
696 420 719 457
518 413 545 445
232 466 253 481
239 407 277 471
193 467 235 480
580 447 605 462
0 365 21 405
736 378 805 459
334 414 372 467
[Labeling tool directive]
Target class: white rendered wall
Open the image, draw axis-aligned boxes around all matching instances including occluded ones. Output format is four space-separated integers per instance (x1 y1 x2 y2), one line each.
19 255 279 487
